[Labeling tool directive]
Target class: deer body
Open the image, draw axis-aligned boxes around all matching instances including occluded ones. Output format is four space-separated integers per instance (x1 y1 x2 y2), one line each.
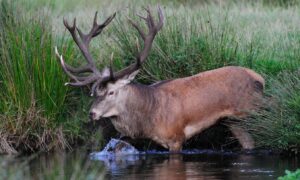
56 7 264 152
97 66 264 151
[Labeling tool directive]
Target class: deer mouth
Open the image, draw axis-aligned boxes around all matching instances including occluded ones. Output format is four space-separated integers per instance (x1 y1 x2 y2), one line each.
89 111 102 121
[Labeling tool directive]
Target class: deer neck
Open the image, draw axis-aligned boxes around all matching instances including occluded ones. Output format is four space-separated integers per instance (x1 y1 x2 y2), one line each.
112 83 157 138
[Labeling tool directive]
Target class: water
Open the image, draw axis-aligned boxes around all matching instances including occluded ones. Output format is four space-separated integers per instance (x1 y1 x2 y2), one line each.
89 138 298 179
94 151 298 180
1 149 299 179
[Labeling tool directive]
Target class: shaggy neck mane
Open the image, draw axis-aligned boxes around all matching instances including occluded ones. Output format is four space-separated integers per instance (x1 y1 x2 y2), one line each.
118 83 158 138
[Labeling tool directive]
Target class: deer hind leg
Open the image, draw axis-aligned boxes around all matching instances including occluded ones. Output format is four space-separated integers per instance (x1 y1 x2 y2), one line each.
230 126 255 150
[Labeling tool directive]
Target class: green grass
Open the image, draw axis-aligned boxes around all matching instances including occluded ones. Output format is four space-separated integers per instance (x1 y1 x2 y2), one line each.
238 71 300 152
278 169 300 180
86 2 300 84
0 0 300 153
0 0 90 153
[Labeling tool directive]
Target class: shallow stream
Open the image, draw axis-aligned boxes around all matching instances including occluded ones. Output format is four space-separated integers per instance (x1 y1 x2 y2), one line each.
1 149 299 179
93 150 299 179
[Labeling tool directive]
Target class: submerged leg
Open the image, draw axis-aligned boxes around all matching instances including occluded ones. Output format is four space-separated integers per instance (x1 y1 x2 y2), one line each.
168 141 183 153
230 126 255 150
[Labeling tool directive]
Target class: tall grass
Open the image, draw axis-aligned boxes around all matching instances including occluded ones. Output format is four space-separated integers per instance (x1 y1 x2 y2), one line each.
98 4 300 84
0 0 89 154
239 71 300 152
105 8 238 82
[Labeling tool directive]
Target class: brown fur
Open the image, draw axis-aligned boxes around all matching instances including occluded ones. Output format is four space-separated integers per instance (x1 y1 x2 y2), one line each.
92 66 264 152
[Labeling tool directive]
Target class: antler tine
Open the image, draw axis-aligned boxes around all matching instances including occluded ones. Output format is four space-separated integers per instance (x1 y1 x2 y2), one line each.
63 18 76 32
143 6 155 29
63 17 97 73
66 75 99 87
157 6 164 31
87 12 117 41
107 6 164 81
55 47 80 83
56 12 116 91
63 64 93 74
92 12 116 38
64 12 116 65
93 11 99 26
128 18 146 40
55 48 92 81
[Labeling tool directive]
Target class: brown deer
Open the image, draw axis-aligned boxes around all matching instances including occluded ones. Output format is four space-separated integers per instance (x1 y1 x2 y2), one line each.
55 7 264 152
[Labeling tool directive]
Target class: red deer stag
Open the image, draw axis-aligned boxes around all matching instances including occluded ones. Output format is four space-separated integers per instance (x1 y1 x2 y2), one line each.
55 7 264 152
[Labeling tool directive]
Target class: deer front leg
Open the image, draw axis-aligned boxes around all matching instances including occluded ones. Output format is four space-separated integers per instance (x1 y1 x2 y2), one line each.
230 126 255 150
154 125 184 153
168 140 183 153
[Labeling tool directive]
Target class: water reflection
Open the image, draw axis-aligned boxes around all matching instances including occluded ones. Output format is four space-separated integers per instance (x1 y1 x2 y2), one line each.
93 151 299 180
0 150 299 179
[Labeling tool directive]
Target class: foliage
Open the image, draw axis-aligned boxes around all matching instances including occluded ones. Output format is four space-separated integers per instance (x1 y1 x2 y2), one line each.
278 169 300 180
0 0 89 153
102 4 300 84
238 71 300 151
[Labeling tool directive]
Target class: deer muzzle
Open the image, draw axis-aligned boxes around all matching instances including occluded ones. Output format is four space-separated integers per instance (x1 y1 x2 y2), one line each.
89 111 98 121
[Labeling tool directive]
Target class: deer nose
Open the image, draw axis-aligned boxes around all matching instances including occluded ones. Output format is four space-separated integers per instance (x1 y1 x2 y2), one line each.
89 111 96 120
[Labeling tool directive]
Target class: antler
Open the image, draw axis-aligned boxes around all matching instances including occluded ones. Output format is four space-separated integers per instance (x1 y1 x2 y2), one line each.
55 12 116 88
87 6 164 95
109 6 164 81
56 6 164 96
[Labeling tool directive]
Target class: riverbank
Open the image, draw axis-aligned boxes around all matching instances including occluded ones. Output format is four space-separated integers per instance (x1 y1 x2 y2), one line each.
0 0 299 154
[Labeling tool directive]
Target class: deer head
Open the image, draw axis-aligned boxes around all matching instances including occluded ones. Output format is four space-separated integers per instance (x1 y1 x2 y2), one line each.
55 7 164 120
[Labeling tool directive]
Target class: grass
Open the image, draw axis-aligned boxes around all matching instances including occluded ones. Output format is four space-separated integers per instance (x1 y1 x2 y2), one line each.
0 0 300 154
0 0 90 154
238 71 300 152
278 169 300 180
78 1 300 84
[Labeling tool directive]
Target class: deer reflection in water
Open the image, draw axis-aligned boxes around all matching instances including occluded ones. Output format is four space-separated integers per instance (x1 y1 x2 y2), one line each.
97 152 281 180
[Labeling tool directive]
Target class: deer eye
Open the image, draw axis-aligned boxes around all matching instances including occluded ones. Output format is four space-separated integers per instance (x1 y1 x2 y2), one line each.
108 91 114 96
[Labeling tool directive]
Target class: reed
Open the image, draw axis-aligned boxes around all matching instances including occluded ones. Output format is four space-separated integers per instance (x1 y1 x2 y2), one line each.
0 0 89 153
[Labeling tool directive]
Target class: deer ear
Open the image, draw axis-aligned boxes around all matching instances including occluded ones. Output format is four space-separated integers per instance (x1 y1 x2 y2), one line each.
116 70 139 86
126 70 139 82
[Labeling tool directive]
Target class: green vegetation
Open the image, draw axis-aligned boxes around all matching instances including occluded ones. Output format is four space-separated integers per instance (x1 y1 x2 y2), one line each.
239 71 300 151
0 0 89 153
0 0 300 153
278 169 300 180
